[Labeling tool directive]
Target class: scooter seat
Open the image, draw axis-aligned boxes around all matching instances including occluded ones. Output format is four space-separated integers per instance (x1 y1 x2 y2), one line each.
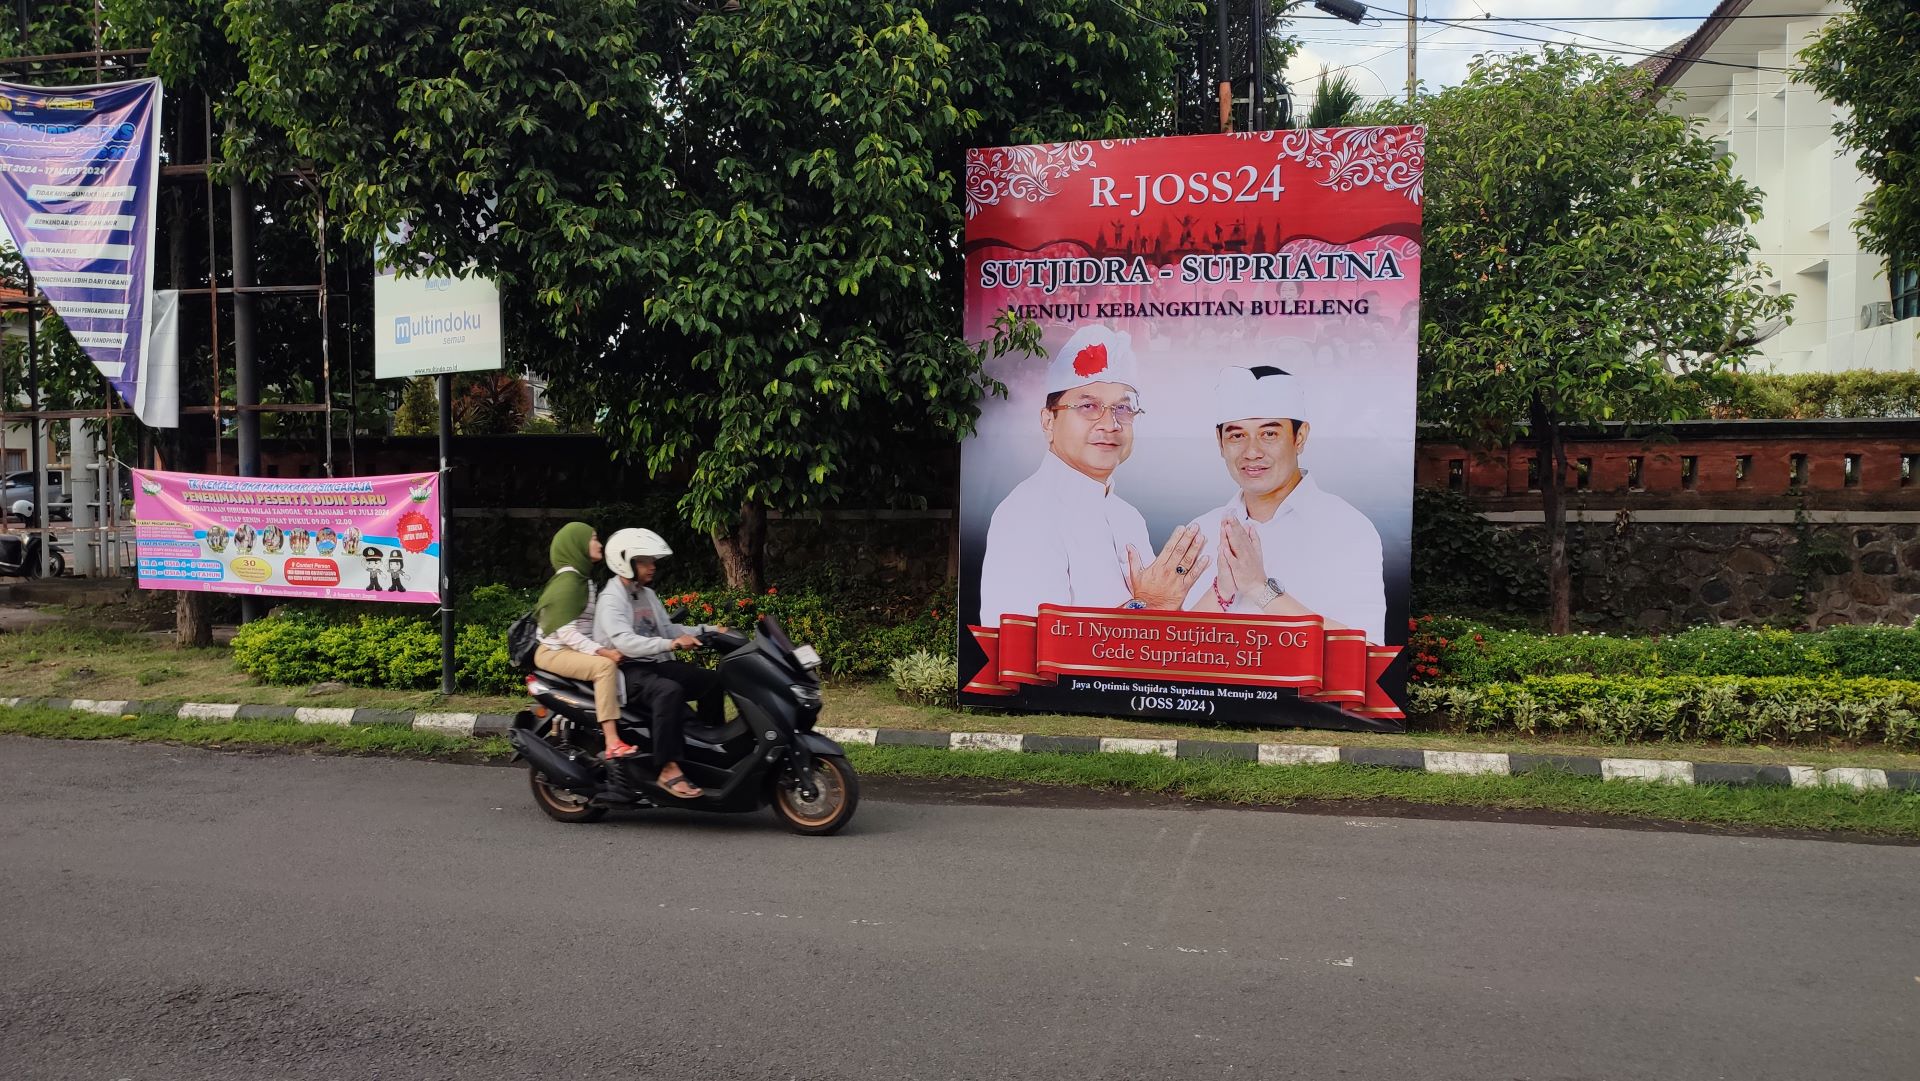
532 669 598 697
533 669 749 745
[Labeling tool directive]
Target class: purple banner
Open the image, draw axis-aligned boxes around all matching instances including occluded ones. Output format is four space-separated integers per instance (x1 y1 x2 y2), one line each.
133 469 442 604
0 78 170 425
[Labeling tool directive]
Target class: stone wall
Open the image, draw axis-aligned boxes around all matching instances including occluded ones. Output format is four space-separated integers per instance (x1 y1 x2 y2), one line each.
1521 519 1920 630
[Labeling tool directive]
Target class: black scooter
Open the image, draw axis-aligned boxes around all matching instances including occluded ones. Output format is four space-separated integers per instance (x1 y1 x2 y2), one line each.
0 501 65 578
506 614 859 835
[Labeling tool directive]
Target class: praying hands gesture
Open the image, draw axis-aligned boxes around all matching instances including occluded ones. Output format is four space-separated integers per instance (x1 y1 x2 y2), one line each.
1125 524 1210 610
1217 518 1269 605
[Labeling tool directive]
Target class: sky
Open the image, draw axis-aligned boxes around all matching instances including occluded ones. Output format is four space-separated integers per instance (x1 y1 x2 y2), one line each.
1280 0 1735 110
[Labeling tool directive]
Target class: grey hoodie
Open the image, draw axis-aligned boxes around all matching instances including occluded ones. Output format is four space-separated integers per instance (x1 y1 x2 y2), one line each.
593 581 717 661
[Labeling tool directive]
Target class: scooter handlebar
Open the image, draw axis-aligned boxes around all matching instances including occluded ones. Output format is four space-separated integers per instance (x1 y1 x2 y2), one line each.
698 629 749 651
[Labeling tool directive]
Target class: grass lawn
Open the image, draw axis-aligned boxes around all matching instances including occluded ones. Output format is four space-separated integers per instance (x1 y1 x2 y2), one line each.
0 702 513 759
853 744 1920 838
6 614 1920 773
6 701 1916 838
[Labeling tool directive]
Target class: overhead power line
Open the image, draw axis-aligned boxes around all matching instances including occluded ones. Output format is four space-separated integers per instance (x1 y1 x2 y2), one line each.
1354 3 1801 75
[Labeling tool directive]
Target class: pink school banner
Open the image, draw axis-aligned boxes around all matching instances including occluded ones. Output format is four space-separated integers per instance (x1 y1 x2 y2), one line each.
132 469 441 603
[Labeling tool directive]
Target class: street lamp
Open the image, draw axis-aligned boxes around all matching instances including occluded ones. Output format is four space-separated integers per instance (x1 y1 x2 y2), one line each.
1313 0 1368 23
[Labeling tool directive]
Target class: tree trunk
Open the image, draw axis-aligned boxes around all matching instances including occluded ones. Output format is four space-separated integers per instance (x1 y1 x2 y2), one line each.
711 499 768 592
1531 399 1573 634
175 591 212 648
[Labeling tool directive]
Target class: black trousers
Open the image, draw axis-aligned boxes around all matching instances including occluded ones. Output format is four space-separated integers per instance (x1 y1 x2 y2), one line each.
623 660 723 768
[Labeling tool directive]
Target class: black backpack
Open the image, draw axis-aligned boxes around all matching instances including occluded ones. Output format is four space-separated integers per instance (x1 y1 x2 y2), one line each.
506 610 542 672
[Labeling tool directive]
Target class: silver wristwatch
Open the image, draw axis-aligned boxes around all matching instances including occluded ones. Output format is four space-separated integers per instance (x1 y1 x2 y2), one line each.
1253 577 1285 608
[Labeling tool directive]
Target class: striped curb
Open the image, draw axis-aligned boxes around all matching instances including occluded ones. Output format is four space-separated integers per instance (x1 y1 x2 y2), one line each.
3 697 1918 793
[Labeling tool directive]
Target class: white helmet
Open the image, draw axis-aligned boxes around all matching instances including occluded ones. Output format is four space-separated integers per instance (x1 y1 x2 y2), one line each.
8 499 30 518
605 527 673 578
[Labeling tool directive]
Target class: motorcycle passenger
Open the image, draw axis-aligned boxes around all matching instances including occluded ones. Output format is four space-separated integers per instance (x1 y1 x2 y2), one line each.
596 528 727 800
532 522 636 759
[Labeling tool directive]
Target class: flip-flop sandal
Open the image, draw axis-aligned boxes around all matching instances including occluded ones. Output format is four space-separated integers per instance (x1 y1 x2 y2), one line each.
604 744 642 759
659 774 703 799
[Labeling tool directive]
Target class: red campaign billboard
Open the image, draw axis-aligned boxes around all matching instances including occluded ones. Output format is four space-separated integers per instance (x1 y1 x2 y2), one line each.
958 129 1423 731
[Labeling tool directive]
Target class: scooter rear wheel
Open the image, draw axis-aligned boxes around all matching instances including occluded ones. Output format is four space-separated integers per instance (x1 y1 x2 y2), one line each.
769 753 859 836
529 767 607 823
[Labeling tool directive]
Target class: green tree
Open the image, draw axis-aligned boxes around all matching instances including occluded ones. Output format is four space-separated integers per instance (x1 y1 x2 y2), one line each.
1303 67 1360 129
218 0 1185 587
391 377 437 436
1799 1 1920 272
1380 50 1790 633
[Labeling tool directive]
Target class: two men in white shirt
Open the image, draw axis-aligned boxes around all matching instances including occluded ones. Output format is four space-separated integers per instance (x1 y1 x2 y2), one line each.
977 325 1384 643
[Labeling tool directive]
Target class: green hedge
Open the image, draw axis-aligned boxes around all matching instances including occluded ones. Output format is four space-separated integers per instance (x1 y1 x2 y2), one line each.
1409 675 1920 747
1693 369 1920 419
230 581 957 695
1412 617 1920 683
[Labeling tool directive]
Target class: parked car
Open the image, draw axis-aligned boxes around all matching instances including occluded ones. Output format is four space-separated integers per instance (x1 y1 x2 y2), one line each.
0 469 70 521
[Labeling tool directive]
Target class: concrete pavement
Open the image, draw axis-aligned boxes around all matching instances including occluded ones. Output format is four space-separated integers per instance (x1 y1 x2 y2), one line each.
1 736 1915 1080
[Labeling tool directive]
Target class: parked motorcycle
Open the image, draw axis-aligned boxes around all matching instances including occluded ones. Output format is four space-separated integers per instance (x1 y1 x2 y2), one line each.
507 614 859 835
0 499 66 578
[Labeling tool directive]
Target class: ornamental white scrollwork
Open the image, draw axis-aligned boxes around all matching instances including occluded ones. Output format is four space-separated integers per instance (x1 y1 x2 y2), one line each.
1275 127 1424 204
964 141 1099 218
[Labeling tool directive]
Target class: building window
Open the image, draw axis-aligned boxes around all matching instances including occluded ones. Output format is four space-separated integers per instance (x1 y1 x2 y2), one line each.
1447 458 1464 491
1789 454 1808 488
1526 456 1540 492
2 448 22 473
1905 454 1919 488
1575 458 1593 490
1681 455 1698 490
1627 456 1644 491
1844 454 1862 488
1735 454 1753 486
1894 254 1920 322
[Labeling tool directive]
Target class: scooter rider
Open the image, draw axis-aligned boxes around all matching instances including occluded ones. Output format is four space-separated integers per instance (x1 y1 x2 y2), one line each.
595 528 729 801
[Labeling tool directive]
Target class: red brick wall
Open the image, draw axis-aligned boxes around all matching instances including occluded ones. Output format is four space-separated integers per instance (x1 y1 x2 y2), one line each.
1417 422 1920 510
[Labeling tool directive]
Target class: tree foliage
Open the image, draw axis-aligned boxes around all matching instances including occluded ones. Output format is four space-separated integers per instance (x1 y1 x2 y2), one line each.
1800 0 1920 265
391 377 437 437
1377 49 1790 631
1303 68 1360 129
216 0 1187 585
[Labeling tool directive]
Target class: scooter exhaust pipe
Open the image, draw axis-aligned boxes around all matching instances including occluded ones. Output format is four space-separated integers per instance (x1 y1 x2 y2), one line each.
506 727 601 796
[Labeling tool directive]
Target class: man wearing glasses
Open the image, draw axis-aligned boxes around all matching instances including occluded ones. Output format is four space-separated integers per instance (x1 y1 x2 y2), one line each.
977 324 1205 626
1181 365 1385 643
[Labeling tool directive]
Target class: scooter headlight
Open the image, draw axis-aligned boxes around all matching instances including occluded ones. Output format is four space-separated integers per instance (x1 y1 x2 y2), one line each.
789 684 822 710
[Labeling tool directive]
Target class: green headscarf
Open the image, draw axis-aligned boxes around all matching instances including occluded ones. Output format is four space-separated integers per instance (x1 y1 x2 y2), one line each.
535 521 596 635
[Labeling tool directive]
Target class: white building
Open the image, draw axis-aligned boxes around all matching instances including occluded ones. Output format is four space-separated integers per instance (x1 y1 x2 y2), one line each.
1651 0 1920 373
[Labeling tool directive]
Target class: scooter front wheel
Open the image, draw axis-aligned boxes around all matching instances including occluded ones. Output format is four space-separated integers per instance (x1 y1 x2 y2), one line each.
529 767 607 824
770 754 859 836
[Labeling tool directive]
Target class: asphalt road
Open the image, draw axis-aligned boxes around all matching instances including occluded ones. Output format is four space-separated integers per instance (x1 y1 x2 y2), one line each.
2 737 1916 1081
